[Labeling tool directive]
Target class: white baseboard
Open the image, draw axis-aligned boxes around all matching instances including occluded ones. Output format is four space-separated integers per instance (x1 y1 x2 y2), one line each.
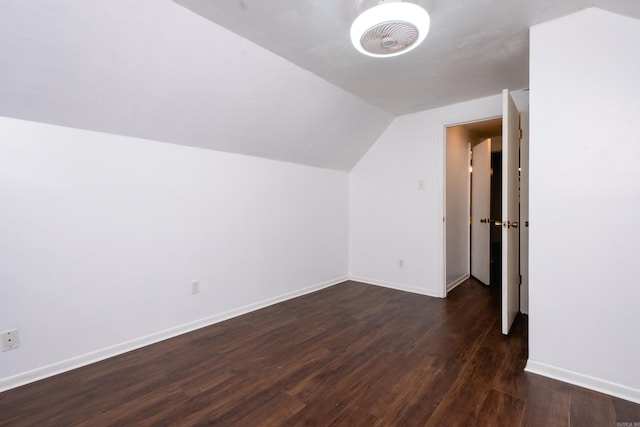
525 359 640 404
446 274 469 292
349 276 439 298
0 276 348 393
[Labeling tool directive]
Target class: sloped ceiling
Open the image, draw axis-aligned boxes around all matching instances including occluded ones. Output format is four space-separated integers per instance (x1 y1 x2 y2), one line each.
1 1 639 170
0 1 392 171
173 0 640 116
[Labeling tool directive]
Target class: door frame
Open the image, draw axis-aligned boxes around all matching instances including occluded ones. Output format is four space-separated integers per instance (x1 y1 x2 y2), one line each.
440 115 501 298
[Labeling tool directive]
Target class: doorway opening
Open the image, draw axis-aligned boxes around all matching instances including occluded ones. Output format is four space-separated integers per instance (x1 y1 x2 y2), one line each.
442 90 527 335
445 117 503 291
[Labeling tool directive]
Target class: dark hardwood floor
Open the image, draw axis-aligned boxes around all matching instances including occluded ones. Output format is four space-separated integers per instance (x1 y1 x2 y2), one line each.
1 279 638 426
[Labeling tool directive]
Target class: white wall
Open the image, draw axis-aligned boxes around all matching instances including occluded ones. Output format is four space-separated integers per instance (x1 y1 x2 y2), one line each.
527 8 640 402
349 93 528 297
445 126 470 289
0 117 348 390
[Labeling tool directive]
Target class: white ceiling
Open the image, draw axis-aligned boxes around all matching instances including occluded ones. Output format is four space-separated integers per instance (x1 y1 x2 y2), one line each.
1 1 639 170
173 0 640 115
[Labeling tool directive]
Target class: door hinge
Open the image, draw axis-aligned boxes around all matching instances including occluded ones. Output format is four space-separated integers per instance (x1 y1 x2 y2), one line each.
519 128 523 140
519 274 522 285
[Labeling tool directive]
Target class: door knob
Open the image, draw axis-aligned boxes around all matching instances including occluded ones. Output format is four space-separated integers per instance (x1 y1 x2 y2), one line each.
508 221 518 229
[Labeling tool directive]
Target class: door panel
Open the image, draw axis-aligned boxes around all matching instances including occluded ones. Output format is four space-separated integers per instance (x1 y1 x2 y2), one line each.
502 89 520 335
471 138 491 286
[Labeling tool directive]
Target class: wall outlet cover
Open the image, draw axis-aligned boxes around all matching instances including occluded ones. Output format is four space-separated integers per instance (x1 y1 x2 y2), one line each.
1 329 19 351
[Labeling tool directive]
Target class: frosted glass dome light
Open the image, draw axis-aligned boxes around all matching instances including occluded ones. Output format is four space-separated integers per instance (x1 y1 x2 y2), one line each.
350 1 430 58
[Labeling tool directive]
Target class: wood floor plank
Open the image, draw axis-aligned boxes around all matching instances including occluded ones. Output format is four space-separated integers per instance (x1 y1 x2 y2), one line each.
613 397 640 424
375 361 454 425
1 278 638 426
569 385 616 427
521 375 572 427
73 386 188 426
475 389 526 427
326 404 380 427
425 348 504 426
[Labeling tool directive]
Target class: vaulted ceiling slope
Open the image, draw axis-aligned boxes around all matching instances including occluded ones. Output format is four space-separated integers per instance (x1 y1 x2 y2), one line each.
0 1 392 171
4 1 640 171
174 0 640 116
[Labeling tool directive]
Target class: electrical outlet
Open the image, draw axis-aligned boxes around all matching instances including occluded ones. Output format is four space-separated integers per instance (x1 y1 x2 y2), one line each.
399 259 405 268
1 329 19 352
191 280 200 295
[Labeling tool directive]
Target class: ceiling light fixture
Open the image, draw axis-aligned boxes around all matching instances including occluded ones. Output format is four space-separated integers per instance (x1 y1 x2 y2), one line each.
350 1 430 58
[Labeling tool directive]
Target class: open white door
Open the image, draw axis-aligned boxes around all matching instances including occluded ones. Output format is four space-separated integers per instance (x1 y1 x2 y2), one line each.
502 90 520 335
471 138 491 286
